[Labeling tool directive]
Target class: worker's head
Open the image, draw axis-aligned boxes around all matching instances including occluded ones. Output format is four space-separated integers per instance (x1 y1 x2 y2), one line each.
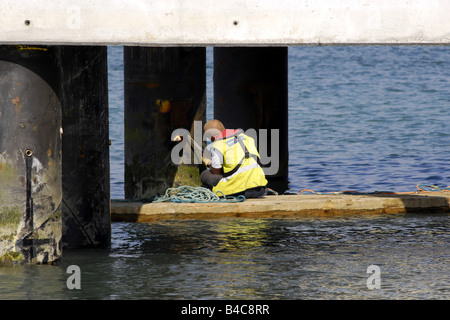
204 119 225 141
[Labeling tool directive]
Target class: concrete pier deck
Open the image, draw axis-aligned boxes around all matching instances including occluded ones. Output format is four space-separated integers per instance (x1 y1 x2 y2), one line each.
3 0 450 46
111 192 450 222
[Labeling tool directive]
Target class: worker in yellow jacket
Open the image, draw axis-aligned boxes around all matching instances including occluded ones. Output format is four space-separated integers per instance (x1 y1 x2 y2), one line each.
201 119 267 198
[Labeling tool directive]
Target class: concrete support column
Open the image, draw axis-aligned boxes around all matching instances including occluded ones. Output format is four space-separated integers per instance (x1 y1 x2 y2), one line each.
0 45 62 264
57 46 111 249
213 47 289 192
124 47 206 199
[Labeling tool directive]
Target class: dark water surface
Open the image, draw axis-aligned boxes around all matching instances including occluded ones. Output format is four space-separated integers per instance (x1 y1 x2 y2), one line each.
1 46 449 300
1 215 448 299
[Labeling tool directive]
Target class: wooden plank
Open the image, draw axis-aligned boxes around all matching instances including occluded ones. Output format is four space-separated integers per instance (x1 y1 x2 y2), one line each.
111 193 450 222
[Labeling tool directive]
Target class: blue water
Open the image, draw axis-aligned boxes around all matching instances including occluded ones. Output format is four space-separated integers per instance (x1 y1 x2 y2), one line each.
108 46 450 198
287 46 450 194
1 46 448 301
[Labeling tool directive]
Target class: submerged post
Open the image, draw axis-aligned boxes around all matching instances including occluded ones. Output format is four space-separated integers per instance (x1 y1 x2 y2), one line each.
0 45 62 264
213 47 289 192
124 47 206 199
58 46 111 249
0 45 111 264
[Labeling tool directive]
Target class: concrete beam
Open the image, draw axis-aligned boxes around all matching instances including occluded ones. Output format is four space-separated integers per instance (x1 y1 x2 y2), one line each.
1 0 449 46
111 193 450 222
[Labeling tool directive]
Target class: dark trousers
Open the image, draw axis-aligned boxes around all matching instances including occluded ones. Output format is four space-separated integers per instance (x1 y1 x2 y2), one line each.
200 170 266 198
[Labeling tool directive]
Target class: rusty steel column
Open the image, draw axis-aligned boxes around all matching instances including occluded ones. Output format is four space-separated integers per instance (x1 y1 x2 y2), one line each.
57 46 111 249
124 47 206 199
0 45 62 265
213 47 289 193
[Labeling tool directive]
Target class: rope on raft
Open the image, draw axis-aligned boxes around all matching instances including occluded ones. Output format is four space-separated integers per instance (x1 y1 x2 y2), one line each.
153 186 246 203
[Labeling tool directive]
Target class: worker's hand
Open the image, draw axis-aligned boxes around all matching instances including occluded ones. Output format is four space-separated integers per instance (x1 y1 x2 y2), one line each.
204 158 212 167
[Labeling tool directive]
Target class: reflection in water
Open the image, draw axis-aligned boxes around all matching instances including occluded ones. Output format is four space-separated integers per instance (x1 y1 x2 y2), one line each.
0 215 448 300
0 263 67 299
206 219 272 299
214 219 270 251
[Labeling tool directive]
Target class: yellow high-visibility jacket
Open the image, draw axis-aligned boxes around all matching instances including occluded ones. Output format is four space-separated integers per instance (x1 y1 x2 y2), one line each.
211 130 267 196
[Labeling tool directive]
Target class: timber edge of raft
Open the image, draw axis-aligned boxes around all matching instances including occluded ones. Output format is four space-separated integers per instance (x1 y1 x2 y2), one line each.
111 192 450 222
